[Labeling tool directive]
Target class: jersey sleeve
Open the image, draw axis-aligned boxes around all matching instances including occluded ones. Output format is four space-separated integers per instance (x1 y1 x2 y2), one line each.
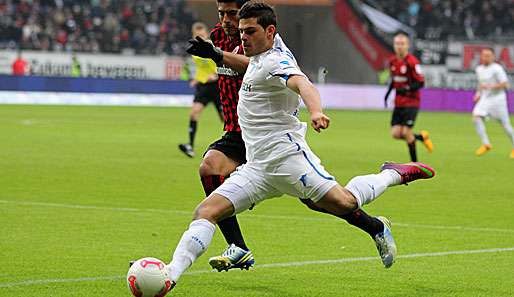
494 64 509 84
266 52 305 87
408 57 424 83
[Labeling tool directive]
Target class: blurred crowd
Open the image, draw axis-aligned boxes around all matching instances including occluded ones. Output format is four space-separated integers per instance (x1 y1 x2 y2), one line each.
0 0 196 55
372 0 514 40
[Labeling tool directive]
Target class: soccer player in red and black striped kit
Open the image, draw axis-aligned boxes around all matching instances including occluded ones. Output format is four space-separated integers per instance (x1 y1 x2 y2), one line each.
186 0 401 271
385 32 434 162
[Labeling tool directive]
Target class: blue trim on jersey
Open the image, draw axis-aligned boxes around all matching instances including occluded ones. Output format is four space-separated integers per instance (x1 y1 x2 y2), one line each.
286 133 333 180
302 151 334 181
286 133 293 142
286 133 301 151
272 73 289 81
280 60 290 65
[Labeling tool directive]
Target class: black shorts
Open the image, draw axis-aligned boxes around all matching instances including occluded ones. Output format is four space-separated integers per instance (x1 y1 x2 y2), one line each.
391 107 419 128
194 81 220 107
205 131 246 164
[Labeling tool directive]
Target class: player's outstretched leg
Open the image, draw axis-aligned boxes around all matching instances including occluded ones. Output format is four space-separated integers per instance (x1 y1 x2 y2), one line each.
315 162 435 268
167 193 234 284
301 199 385 239
199 150 254 272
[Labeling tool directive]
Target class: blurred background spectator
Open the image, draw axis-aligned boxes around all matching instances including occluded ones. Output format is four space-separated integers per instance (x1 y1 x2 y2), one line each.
367 0 514 40
0 0 196 55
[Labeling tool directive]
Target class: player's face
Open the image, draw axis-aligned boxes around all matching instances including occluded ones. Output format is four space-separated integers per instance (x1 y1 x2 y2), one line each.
393 35 409 57
480 49 494 65
239 18 275 57
217 2 240 37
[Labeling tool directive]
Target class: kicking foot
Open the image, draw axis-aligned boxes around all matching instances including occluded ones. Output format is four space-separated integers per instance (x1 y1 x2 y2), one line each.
178 143 195 158
374 216 397 268
420 130 434 153
208 244 255 272
475 144 492 156
381 162 435 184
510 149 514 159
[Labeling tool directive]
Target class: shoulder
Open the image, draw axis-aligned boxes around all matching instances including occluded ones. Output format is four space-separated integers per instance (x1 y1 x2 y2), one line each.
406 54 420 65
388 55 397 64
492 63 506 71
260 50 294 72
210 23 224 42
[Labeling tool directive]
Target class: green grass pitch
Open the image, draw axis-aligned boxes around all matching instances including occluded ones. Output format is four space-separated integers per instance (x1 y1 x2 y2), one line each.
0 104 513 297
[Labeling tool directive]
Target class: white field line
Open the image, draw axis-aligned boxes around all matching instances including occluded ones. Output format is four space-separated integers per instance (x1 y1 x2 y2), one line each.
1 199 514 234
0 247 513 288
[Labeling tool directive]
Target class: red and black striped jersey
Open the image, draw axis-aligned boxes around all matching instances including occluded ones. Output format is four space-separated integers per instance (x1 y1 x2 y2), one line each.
210 23 244 132
389 54 425 108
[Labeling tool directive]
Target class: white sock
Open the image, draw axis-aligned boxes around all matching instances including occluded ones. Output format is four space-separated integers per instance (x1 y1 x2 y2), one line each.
500 118 514 148
344 170 401 207
168 219 215 282
474 117 491 145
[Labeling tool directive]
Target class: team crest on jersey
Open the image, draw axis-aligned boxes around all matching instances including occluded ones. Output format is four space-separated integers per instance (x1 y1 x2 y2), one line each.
241 81 252 92
400 65 407 73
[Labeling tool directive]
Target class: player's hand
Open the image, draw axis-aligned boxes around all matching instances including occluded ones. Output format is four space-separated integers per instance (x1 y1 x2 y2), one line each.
473 93 481 103
186 36 223 63
396 87 409 95
311 112 330 132
189 80 198 88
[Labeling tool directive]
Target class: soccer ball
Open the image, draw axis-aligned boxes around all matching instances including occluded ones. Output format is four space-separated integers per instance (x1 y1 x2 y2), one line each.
126 257 173 297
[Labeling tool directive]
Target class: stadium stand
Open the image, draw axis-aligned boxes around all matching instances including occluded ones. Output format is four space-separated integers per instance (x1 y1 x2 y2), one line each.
0 0 196 55
367 0 514 40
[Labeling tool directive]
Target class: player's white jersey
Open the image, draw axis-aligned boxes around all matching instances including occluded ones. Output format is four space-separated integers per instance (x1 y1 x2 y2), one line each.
238 34 307 163
476 62 509 103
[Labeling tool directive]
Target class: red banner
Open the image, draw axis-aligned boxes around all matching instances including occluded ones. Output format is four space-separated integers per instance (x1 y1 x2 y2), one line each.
333 0 393 70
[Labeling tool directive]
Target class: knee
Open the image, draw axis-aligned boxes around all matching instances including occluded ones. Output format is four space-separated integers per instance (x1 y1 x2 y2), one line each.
391 131 404 139
190 110 200 121
193 203 219 223
199 156 220 177
339 188 359 211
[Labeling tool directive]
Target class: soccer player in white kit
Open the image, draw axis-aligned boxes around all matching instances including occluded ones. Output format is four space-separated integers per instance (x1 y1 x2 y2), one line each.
472 48 514 158
163 2 435 291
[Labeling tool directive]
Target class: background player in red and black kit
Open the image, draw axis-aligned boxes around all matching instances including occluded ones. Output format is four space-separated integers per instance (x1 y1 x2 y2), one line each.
187 0 402 270
384 32 434 162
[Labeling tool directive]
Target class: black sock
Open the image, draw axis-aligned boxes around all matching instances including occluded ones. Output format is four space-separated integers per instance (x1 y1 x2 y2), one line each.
340 209 384 238
188 120 197 147
408 141 417 162
200 175 248 250
414 134 423 141
299 199 384 238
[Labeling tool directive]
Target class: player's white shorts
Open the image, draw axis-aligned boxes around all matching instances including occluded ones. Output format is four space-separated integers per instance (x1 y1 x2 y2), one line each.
472 99 510 121
213 136 338 214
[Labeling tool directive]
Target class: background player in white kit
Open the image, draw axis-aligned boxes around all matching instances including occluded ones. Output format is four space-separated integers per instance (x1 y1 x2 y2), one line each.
163 2 435 290
472 48 514 158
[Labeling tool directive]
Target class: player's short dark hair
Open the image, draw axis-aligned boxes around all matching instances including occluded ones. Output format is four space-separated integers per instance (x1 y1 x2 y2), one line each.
217 0 249 8
394 31 410 39
238 1 277 30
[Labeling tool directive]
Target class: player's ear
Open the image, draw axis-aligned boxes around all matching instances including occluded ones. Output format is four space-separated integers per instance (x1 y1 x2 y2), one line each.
266 25 276 39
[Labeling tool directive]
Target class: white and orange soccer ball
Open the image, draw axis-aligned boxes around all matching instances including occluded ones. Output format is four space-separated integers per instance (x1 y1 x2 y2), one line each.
126 257 173 297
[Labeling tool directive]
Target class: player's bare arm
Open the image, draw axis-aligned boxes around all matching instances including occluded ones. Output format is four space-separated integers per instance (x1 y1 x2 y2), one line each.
186 36 249 73
480 81 509 91
286 75 330 132
221 51 249 73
